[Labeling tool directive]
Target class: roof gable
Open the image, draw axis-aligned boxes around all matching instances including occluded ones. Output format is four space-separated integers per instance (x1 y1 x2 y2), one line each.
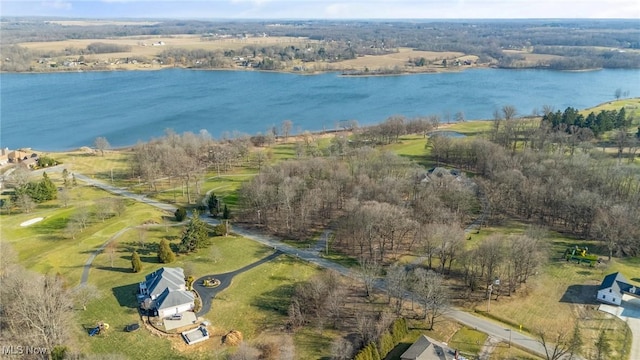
599 272 623 290
144 267 185 297
401 335 455 360
155 288 195 310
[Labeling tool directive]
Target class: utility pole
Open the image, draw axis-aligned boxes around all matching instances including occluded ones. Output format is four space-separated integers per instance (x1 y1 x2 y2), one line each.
487 284 493 312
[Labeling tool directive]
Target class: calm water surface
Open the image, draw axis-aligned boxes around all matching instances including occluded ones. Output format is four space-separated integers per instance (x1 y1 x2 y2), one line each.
1 68 639 151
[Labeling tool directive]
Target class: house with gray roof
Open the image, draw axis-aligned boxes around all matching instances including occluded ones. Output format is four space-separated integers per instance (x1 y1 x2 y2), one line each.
401 335 464 360
138 267 195 318
597 272 640 306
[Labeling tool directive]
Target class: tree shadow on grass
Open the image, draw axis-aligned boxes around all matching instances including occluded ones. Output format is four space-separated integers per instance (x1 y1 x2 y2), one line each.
95 265 134 274
559 284 600 304
112 283 139 308
251 282 300 317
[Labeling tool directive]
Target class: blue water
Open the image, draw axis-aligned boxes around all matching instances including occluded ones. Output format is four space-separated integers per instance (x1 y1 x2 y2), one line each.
1 68 639 151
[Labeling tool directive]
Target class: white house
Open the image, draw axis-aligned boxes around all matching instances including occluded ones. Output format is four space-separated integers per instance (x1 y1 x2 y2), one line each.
597 272 640 306
139 267 195 318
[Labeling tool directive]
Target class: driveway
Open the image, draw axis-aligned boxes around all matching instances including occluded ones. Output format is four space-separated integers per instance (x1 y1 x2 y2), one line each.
75 174 553 358
599 294 640 360
193 251 282 316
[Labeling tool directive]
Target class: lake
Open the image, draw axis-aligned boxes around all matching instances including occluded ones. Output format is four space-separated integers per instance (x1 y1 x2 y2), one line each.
1 68 639 151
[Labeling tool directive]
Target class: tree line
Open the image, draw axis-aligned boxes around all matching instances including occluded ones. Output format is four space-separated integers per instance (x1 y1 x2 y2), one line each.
542 106 630 137
3 19 639 72
431 118 640 257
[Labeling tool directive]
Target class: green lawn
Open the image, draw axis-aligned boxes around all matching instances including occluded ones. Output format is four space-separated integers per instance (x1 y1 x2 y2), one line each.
77 227 322 359
448 326 488 357
1 185 167 286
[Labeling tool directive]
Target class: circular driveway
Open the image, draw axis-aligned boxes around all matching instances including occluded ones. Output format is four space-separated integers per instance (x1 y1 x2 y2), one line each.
193 251 282 316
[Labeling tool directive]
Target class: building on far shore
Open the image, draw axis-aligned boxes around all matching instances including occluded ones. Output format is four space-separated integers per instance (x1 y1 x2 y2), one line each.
0 147 38 168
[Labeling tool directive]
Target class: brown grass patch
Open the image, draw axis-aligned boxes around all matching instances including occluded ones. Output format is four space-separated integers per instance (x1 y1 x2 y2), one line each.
20 35 317 58
46 20 161 27
326 47 478 72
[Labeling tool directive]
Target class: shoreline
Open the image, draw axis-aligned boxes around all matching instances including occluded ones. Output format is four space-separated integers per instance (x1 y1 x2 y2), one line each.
0 63 486 76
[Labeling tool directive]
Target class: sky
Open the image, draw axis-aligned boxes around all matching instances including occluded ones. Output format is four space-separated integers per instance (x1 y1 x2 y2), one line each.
1 0 639 19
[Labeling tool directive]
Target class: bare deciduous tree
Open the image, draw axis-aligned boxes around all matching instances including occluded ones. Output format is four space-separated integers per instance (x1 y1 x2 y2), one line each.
536 327 571 360
413 268 449 330
330 337 354 360
385 263 407 315
94 136 110 156
73 283 100 311
281 120 293 142
1 266 74 351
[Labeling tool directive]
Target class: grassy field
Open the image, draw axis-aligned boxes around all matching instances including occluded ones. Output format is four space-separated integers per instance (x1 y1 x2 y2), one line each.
327 48 478 73
0 183 167 286
76 227 323 359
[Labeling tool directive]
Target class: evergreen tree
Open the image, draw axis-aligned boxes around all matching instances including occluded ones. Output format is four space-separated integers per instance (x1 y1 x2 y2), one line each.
222 204 230 219
207 193 219 216
595 330 609 360
62 168 70 187
377 331 395 358
131 251 142 273
567 322 583 360
175 207 187 221
369 343 381 360
157 238 176 263
615 107 627 128
179 210 209 253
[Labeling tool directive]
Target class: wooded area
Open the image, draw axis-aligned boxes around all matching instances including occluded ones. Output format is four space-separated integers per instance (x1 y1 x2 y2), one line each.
2 19 639 72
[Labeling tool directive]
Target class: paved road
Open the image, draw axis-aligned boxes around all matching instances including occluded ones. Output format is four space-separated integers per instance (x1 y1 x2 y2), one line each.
193 251 282 316
75 174 553 358
600 296 640 360
75 173 177 213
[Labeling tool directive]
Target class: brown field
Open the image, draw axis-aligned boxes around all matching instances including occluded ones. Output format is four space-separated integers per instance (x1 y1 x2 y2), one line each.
19 35 316 56
325 48 479 72
45 20 161 26
18 35 482 74
503 49 565 62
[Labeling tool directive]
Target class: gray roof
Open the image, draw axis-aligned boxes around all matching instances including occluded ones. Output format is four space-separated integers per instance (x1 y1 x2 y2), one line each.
155 288 195 311
599 272 640 297
401 335 456 360
144 267 185 298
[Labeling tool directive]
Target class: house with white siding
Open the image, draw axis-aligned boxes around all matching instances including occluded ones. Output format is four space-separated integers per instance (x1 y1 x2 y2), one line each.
597 272 639 306
138 267 195 318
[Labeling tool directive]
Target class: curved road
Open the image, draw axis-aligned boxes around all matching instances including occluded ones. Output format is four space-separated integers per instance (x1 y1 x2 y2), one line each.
193 251 282 316
78 174 558 358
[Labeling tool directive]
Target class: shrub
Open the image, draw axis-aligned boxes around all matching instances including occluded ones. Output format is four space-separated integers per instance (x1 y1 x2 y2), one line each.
157 238 176 263
131 251 142 273
175 207 187 221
